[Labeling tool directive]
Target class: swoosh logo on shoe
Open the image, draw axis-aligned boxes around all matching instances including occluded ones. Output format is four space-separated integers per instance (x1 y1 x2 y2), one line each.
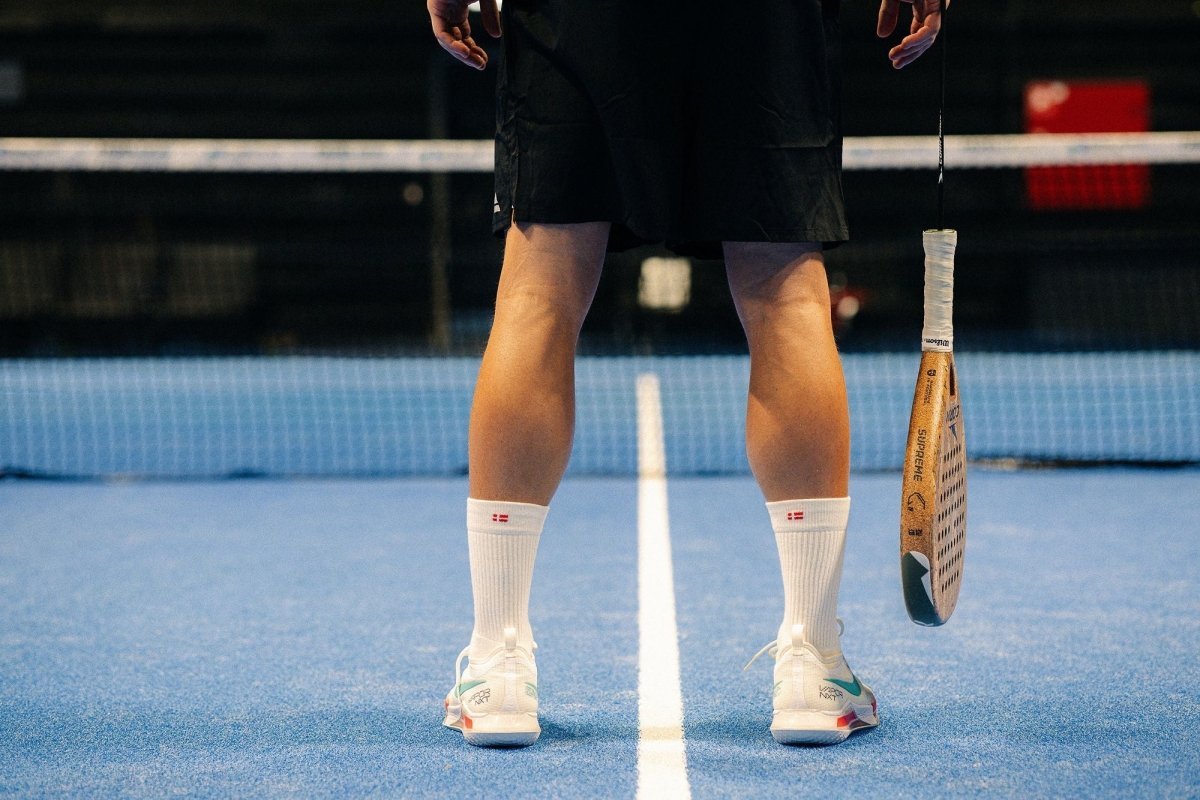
825 675 864 697
455 679 486 697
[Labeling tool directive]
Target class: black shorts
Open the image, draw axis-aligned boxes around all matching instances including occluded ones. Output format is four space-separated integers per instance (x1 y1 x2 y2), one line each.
492 0 847 258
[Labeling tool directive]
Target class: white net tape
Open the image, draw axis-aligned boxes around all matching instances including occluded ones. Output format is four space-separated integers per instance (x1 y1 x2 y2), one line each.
1 132 1198 173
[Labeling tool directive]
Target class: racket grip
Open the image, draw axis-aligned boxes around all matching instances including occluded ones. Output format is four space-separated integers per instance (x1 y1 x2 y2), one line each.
921 229 957 352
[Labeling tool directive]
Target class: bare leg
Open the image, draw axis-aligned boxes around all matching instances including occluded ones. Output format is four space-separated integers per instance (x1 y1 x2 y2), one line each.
724 241 850 502
468 221 610 504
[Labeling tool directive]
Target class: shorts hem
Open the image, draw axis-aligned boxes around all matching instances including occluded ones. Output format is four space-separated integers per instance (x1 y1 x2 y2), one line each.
493 209 847 258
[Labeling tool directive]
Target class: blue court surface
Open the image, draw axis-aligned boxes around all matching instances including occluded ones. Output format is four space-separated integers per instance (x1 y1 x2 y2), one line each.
2 468 1198 798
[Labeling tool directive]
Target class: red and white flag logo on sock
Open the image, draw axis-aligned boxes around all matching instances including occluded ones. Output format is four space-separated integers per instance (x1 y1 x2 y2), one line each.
492 513 510 523
787 510 805 521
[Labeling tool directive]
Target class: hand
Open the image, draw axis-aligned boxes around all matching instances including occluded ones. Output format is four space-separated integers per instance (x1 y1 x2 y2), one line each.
876 0 948 70
428 0 501 70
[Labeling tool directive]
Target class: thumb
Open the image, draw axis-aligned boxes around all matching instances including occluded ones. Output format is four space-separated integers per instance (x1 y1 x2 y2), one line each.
480 0 502 38
877 0 900 37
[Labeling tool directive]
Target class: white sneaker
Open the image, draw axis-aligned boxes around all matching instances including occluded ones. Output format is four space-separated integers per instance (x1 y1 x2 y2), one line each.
745 622 879 745
443 627 540 747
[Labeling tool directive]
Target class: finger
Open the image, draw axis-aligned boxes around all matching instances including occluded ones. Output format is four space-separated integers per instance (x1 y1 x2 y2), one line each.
428 0 489 68
921 6 942 33
889 37 934 69
890 43 931 69
876 0 900 37
916 0 947 30
480 0 502 38
427 1 464 38
888 24 938 68
434 29 488 69
453 23 489 68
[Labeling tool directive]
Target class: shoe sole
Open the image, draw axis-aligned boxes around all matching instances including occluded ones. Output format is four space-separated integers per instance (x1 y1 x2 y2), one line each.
771 704 879 745
444 704 540 748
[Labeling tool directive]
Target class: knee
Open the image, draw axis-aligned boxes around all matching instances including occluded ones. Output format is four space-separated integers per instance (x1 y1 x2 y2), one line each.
725 244 832 335
493 225 607 335
495 278 592 336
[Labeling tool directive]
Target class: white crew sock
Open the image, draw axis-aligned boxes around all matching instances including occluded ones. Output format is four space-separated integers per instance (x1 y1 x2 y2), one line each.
767 497 851 654
467 498 548 659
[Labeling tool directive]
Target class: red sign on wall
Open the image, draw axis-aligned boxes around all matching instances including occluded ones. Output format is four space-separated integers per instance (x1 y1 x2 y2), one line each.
1024 80 1150 209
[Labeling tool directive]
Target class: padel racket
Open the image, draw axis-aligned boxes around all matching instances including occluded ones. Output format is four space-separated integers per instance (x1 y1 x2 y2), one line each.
900 229 965 626
900 2 965 626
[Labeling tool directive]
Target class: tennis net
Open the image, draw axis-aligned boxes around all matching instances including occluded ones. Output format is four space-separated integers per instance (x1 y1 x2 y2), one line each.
1 134 1198 478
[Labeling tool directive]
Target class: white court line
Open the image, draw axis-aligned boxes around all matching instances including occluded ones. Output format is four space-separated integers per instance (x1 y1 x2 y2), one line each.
635 373 691 800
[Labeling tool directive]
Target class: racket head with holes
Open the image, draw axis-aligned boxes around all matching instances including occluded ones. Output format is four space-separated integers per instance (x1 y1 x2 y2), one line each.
901 229 966 626
901 350 967 625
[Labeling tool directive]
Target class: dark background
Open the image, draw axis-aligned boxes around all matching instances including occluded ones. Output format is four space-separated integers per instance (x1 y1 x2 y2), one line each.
0 0 1197 355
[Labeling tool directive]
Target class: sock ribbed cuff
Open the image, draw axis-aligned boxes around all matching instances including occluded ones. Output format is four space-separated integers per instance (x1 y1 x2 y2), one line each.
766 496 851 533
467 498 548 535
